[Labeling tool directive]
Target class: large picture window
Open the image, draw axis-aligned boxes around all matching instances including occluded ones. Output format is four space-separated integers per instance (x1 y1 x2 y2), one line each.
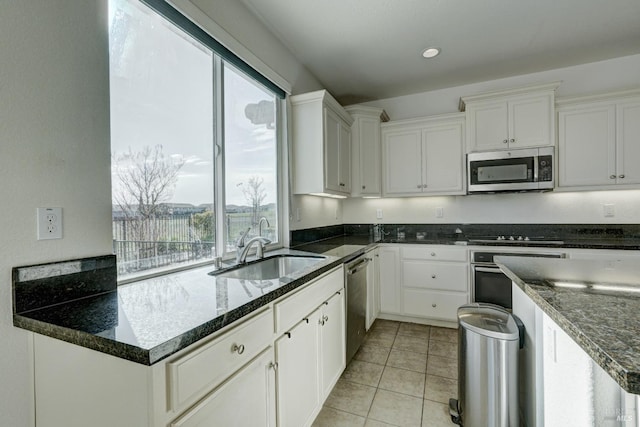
109 0 283 280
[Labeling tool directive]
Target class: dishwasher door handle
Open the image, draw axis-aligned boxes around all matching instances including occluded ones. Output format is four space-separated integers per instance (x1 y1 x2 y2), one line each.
347 258 370 275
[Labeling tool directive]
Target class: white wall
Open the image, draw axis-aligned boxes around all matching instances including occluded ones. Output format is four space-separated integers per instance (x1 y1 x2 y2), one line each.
182 0 324 95
0 2 112 426
359 54 640 120
343 190 640 224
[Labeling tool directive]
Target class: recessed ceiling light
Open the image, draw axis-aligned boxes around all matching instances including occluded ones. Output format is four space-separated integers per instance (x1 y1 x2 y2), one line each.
422 47 441 58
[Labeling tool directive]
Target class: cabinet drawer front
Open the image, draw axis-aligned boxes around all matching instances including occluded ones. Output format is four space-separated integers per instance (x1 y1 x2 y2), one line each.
402 246 468 262
403 289 468 322
275 267 343 334
402 261 468 292
168 309 274 411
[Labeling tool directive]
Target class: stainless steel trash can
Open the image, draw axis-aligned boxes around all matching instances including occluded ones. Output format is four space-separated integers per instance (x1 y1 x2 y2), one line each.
449 303 523 427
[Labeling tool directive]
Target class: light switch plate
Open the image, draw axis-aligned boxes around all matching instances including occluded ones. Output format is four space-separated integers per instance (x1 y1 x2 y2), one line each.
603 204 615 218
436 207 444 218
376 209 383 219
37 207 63 240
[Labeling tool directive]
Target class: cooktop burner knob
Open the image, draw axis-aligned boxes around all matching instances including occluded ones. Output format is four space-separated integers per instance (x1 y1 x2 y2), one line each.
524 236 530 241
517 236 524 241
509 236 515 241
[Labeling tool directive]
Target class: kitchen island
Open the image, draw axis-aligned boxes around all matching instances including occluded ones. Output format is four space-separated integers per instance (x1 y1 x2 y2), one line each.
496 255 640 426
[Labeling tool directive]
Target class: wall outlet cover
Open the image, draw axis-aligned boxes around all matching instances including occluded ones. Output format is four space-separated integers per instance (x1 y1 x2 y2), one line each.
37 207 63 240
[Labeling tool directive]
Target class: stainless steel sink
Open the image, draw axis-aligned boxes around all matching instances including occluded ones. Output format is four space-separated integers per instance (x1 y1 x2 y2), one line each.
211 255 325 280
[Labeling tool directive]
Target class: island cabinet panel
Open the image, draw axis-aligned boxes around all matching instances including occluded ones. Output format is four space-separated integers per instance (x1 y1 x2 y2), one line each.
378 245 402 315
167 308 274 411
170 349 276 427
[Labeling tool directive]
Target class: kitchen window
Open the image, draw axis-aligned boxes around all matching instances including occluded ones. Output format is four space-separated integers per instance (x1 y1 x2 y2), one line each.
109 0 285 281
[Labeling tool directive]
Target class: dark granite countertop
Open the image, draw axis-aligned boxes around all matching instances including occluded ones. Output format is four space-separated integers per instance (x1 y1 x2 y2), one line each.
495 256 640 394
13 248 355 366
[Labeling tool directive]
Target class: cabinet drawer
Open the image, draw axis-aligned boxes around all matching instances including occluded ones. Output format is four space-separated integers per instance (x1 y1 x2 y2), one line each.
402 246 468 262
402 260 468 292
168 308 274 411
403 289 468 322
275 266 343 334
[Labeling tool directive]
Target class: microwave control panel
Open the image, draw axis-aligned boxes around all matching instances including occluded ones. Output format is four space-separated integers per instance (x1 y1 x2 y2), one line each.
538 155 553 182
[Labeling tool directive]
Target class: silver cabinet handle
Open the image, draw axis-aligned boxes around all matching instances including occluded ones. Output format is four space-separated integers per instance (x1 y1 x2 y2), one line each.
268 362 278 371
510 138 515 143
231 343 245 355
503 139 508 144
610 175 616 179
432 303 437 308
417 184 422 189
430 252 436 257
339 183 345 187
431 274 436 279
362 185 366 190
619 174 625 179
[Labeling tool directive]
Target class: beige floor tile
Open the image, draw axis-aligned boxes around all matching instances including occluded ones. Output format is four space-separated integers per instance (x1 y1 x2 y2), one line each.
428 339 458 359
354 344 391 366
397 322 431 339
422 399 452 427
371 319 401 334
365 332 396 349
364 419 397 427
342 360 385 387
429 326 458 343
312 406 366 427
378 366 426 398
368 389 423 427
386 349 428 373
393 334 429 354
324 379 377 417
426 355 458 379
424 374 457 404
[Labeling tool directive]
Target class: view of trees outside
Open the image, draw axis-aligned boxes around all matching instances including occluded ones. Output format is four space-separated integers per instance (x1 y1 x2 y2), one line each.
109 0 278 278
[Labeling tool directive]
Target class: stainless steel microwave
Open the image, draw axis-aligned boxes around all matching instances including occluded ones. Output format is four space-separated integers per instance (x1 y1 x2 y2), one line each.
467 147 554 193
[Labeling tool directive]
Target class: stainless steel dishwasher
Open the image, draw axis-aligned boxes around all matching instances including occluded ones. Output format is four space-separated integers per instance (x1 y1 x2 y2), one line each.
345 254 370 363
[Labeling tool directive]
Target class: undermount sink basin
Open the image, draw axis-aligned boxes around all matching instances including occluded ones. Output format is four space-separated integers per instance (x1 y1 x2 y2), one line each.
211 255 326 280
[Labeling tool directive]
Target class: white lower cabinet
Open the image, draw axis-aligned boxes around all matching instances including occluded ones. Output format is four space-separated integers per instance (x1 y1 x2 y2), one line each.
275 278 345 427
32 267 345 427
377 244 469 325
171 348 276 427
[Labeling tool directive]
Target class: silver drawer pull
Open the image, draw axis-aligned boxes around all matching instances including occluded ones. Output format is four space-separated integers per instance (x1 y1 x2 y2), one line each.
610 175 616 179
503 139 508 144
619 174 625 179
432 303 437 308
430 252 436 257
268 362 278 371
431 274 436 279
231 343 245 355
510 138 515 143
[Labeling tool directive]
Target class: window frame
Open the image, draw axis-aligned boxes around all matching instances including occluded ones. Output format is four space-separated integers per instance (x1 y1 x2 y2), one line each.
111 0 287 284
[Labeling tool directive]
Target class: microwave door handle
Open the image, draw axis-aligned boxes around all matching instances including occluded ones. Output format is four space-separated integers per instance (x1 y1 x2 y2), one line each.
474 266 504 274
534 155 539 183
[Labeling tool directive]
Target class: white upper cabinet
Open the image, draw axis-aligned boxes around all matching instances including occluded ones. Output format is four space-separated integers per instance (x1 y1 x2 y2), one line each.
291 90 353 197
344 105 389 197
557 90 640 190
461 82 559 152
382 113 465 196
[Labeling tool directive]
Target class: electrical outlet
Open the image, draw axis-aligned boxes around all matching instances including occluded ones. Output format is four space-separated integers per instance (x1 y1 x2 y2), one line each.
436 207 444 218
603 204 615 218
376 209 383 219
37 207 63 240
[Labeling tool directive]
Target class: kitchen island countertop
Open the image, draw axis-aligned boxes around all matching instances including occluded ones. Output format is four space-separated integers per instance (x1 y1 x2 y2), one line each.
495 255 640 394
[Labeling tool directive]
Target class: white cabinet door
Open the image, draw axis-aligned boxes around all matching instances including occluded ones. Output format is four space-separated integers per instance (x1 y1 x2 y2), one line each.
324 107 342 192
508 94 553 149
339 121 352 192
617 100 640 185
358 116 382 196
383 129 423 194
558 104 616 188
171 349 276 427
466 100 508 151
320 291 346 399
366 247 380 329
378 246 401 314
276 311 321 427
422 123 464 193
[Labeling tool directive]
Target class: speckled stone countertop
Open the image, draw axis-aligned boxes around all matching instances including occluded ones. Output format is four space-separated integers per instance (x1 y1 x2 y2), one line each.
495 256 640 394
13 248 353 366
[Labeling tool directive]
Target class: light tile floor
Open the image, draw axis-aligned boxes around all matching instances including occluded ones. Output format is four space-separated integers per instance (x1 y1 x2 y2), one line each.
313 319 459 427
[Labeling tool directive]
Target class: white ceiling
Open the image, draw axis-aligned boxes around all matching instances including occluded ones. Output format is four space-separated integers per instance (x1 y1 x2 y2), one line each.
241 0 640 104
